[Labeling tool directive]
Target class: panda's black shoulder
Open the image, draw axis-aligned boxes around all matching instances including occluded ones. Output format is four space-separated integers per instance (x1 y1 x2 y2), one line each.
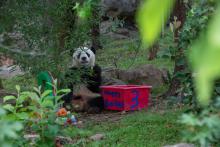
93 64 101 74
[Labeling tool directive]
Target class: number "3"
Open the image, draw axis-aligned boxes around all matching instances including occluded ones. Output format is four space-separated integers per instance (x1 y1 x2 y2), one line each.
131 90 139 109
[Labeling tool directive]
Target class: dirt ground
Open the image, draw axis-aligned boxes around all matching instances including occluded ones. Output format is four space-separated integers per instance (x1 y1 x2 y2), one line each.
76 99 163 125
77 110 134 125
0 89 167 125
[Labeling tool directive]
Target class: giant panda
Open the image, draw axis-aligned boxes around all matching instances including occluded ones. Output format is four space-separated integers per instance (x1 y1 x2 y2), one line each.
62 46 104 113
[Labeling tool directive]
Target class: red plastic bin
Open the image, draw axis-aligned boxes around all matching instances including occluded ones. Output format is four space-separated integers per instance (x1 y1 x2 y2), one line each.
100 85 152 111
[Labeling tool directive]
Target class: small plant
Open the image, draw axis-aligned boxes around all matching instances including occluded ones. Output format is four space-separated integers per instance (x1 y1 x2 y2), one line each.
0 106 23 147
180 100 220 146
2 79 71 146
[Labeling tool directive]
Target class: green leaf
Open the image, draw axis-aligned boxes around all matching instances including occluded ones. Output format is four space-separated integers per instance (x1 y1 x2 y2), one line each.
0 107 6 115
57 89 71 95
73 2 80 10
11 122 23 131
3 96 16 103
208 7 220 49
16 112 29 120
41 90 53 98
17 94 29 104
3 104 14 112
33 87 41 95
27 92 40 104
180 113 198 126
4 122 23 139
77 1 92 20
15 85 20 92
27 105 39 112
41 99 54 108
189 6 220 106
136 0 175 47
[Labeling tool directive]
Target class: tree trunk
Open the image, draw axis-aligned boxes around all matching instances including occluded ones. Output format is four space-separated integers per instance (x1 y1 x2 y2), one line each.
91 1 102 52
148 43 159 60
165 0 187 97
57 1 77 52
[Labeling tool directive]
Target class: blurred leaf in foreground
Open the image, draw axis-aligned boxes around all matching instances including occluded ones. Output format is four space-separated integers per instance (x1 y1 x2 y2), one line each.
136 0 175 47
189 6 220 105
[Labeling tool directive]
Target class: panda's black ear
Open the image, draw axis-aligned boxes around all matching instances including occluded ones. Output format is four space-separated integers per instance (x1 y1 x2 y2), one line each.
91 46 96 54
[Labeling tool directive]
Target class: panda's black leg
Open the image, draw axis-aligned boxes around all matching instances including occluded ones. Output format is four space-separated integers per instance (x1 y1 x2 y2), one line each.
61 91 74 104
87 96 104 113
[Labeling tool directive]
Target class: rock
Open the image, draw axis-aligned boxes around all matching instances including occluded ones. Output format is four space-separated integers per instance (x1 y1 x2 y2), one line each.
90 133 105 141
100 21 138 40
73 84 101 97
101 0 140 39
102 67 119 78
101 0 140 18
100 21 113 34
121 110 126 115
118 64 167 87
105 32 129 40
56 136 73 144
102 65 167 88
23 134 40 146
0 65 24 79
24 134 40 141
101 75 126 86
163 143 195 147
76 121 83 128
56 136 73 147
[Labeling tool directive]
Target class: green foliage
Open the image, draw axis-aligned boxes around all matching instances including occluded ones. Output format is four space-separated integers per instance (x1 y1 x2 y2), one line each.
2 74 36 92
137 0 220 146
0 107 23 147
174 1 214 105
180 98 220 146
189 4 220 105
74 0 92 20
2 80 70 146
3 85 30 120
136 0 175 47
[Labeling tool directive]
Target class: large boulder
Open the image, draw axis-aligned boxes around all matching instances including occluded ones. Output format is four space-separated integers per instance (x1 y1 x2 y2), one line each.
101 0 140 18
101 76 126 86
0 65 24 79
100 20 139 40
102 65 167 88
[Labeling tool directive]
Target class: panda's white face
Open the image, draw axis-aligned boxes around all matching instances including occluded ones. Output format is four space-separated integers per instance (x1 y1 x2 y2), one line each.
72 47 95 68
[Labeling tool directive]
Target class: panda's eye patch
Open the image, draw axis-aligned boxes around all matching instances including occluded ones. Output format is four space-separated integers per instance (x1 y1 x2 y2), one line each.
77 53 81 59
86 52 90 57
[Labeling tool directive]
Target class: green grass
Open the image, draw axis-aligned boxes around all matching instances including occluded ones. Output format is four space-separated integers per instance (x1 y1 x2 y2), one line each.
64 109 184 147
2 74 36 92
97 30 174 72
97 38 174 72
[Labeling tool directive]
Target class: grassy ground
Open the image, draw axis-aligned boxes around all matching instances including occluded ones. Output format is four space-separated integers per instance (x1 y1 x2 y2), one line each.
62 109 185 147
97 38 174 72
2 73 36 92
97 28 174 71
